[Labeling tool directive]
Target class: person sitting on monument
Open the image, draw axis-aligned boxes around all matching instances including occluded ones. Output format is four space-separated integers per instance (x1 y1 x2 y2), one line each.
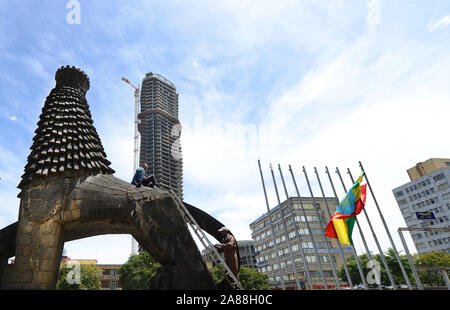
131 163 158 189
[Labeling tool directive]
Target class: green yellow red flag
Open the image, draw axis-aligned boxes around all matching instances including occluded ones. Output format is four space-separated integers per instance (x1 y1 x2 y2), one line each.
325 173 367 245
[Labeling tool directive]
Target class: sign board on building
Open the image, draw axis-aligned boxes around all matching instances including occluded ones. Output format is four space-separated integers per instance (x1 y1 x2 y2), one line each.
415 212 435 220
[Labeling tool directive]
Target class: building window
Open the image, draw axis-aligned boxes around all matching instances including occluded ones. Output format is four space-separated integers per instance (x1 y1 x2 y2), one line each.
394 191 404 198
433 173 445 182
442 192 450 200
110 269 118 277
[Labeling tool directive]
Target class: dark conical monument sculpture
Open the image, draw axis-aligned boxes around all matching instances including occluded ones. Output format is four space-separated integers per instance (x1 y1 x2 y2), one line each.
0 66 230 290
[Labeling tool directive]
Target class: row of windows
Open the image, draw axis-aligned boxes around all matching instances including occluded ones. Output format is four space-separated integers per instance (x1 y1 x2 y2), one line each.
442 192 450 200
428 215 449 225
269 270 335 283
256 241 332 259
438 182 449 191
409 188 436 202
253 217 324 241
411 197 439 210
395 179 432 197
428 237 450 247
255 228 326 251
433 173 446 182
251 203 325 232
259 255 335 273
413 229 450 240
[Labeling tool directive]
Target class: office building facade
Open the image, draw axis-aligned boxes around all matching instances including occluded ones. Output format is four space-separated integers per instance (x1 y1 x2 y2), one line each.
393 158 450 254
238 240 258 269
249 197 352 290
60 258 122 290
138 72 183 199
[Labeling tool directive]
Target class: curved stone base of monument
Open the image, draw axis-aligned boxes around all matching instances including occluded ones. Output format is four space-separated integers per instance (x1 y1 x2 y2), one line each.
0 174 228 290
149 266 216 290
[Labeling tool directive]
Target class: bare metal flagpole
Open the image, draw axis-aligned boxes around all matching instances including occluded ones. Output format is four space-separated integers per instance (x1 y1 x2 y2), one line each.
359 161 413 289
278 164 313 290
347 168 397 289
302 166 341 289
269 163 302 290
288 165 328 289
314 167 353 289
325 167 368 289
398 228 423 290
257 160 286 290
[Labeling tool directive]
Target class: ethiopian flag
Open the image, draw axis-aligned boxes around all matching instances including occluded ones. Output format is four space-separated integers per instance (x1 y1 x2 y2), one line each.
325 173 367 245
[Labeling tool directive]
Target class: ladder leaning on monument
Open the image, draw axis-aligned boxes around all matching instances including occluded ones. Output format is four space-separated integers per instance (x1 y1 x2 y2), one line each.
169 190 244 290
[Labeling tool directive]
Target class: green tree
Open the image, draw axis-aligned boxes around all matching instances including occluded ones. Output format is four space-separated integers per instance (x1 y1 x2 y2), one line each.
414 250 450 287
337 249 414 287
381 248 413 285
337 253 371 286
119 251 161 290
210 266 271 290
57 263 101 290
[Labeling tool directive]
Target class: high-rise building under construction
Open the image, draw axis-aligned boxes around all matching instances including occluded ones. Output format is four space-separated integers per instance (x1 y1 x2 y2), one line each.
138 72 183 199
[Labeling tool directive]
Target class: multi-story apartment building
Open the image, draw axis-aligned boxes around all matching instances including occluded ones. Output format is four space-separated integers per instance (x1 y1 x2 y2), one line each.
132 72 184 255
97 264 122 290
393 158 450 254
237 240 257 269
60 258 122 290
138 72 183 199
249 197 353 290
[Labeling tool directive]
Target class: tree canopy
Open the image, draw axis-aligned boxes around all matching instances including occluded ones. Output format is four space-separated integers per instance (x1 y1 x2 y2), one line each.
337 248 450 288
210 266 271 290
57 263 101 290
119 251 161 290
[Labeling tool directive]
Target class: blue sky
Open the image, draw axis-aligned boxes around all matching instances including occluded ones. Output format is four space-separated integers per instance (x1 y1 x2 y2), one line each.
1 0 449 264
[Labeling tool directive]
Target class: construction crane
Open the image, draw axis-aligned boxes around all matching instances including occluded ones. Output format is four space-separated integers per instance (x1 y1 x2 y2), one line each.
121 77 140 173
122 76 140 256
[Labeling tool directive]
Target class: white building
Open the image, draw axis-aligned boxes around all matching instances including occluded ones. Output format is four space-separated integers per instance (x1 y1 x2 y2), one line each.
392 158 450 254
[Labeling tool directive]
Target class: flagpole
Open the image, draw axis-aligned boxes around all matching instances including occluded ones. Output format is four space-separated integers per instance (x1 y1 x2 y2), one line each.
257 160 286 290
278 164 313 290
302 166 341 289
398 228 423 290
347 168 396 289
359 161 413 290
288 165 329 289
336 167 378 289
269 164 303 290
314 167 353 289
325 167 368 290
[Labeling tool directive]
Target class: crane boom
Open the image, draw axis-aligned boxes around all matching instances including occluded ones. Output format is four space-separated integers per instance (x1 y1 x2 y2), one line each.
122 77 139 91
122 76 141 256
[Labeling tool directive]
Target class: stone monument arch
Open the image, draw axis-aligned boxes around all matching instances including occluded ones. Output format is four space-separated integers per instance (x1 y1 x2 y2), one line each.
0 66 229 290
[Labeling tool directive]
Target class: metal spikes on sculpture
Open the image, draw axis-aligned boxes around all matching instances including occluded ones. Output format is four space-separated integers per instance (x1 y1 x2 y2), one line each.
0 66 228 290
19 66 114 189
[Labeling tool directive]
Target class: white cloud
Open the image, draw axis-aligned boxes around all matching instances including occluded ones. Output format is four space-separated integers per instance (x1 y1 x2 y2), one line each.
180 28 450 256
366 0 381 27
23 56 51 81
2 1 449 264
428 15 450 32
